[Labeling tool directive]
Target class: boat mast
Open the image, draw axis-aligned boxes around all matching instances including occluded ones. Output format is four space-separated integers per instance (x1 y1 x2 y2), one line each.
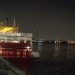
13 17 19 33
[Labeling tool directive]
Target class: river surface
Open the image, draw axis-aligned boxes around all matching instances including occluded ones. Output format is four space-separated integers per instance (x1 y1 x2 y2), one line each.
25 44 75 75
9 44 75 75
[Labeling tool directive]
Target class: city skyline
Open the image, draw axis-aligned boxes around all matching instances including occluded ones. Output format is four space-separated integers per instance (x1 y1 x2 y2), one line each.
0 0 75 40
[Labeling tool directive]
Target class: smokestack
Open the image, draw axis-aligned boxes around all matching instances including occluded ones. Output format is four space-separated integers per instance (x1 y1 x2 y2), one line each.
6 16 8 26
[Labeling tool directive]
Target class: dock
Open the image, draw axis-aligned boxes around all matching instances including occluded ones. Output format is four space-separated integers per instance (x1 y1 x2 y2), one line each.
0 58 26 75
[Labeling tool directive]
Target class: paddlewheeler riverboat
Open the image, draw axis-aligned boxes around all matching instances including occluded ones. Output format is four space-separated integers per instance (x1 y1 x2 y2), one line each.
0 18 32 69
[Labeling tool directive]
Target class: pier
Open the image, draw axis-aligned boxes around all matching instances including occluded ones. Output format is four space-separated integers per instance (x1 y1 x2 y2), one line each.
0 58 26 75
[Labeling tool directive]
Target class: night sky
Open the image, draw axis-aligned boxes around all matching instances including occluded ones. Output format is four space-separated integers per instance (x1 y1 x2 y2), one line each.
0 0 75 40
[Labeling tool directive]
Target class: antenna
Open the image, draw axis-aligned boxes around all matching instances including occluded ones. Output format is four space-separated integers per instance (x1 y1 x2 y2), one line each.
0 18 3 25
13 17 16 27
0 21 3 25
16 24 19 33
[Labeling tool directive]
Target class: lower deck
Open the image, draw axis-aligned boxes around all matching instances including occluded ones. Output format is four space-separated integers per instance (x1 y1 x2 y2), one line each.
0 42 32 59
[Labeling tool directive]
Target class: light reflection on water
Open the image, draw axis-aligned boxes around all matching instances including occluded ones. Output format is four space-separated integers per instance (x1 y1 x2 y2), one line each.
25 44 75 75
39 44 75 61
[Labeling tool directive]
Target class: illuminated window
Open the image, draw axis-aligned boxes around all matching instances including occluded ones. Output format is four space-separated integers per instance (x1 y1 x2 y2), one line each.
0 39 5 42
0 49 2 55
13 39 18 43
7 39 12 42
20 39 24 43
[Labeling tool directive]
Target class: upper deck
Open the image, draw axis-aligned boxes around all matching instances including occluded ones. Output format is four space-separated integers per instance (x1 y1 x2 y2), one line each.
0 25 32 46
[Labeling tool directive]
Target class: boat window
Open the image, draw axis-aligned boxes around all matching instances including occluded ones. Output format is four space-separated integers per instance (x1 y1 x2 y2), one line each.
20 39 24 43
26 40 31 45
13 39 18 43
7 39 12 42
0 39 5 42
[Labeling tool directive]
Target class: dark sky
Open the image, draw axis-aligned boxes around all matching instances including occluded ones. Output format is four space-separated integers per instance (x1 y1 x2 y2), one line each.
0 0 75 40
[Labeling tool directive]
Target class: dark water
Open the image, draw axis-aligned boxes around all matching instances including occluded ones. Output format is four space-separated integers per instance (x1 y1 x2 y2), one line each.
7 43 75 75
25 44 75 75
